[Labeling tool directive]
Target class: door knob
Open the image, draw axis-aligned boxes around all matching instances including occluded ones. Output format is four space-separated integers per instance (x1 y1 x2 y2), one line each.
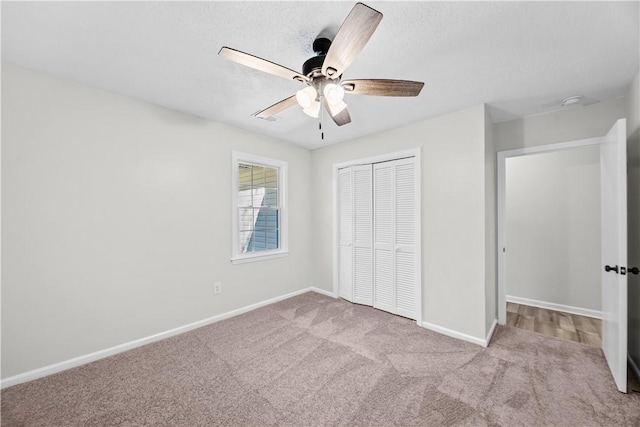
629 267 639 275
605 265 619 273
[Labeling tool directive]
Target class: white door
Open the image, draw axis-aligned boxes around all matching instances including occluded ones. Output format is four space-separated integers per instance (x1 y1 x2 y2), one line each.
600 118 628 393
338 167 353 301
374 161 395 313
373 158 417 320
353 165 374 305
394 158 417 319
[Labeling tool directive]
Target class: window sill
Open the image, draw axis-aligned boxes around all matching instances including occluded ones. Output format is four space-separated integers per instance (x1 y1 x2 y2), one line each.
231 251 289 265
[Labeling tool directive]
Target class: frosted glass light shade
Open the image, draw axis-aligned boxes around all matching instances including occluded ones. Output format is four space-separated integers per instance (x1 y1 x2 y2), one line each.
327 100 347 115
323 83 345 105
296 86 318 109
303 101 321 118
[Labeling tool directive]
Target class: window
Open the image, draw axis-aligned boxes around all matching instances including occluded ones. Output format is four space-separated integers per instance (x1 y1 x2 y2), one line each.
231 152 288 264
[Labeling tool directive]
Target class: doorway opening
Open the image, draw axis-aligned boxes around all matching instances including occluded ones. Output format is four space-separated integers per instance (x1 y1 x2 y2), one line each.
503 143 602 345
497 119 628 392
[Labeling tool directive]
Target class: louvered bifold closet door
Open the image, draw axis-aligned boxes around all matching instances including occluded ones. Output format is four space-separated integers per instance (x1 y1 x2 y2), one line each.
373 162 395 314
394 158 417 320
338 167 354 302
373 158 417 320
352 165 374 305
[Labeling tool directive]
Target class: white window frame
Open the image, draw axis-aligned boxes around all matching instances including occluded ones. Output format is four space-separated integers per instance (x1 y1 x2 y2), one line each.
231 151 288 264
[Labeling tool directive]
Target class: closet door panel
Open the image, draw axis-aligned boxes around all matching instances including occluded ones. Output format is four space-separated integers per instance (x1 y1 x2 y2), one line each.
339 156 417 320
374 162 395 313
354 248 373 304
339 246 353 300
353 164 373 305
395 159 417 320
338 167 353 301
375 250 394 309
374 165 393 249
395 252 415 316
395 161 415 247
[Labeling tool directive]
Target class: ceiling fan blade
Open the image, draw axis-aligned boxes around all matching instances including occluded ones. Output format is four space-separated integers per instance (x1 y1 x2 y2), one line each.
253 95 298 119
341 79 424 97
219 47 309 83
321 3 383 79
321 96 352 126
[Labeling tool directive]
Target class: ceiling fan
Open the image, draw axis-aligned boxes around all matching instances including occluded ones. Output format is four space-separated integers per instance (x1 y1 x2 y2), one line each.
218 2 424 128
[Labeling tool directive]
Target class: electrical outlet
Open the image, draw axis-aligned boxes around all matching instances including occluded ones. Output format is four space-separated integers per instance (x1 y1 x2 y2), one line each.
213 282 222 295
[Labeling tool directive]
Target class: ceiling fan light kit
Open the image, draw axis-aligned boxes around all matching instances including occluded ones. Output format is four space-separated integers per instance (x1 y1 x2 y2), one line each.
219 2 424 131
324 84 345 105
296 86 318 109
328 100 348 116
303 101 321 119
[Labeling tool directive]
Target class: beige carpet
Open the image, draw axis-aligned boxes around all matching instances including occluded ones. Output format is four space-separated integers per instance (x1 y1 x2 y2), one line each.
2 291 639 426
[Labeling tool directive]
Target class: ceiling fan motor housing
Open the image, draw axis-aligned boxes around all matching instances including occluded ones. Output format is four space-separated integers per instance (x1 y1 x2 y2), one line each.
302 55 326 77
302 37 334 77
313 37 332 55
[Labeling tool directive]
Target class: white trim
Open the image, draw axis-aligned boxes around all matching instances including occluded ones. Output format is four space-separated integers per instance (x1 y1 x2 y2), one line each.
231 151 288 263
485 319 498 347
0 287 330 389
421 321 489 347
231 250 288 264
414 149 423 326
333 148 421 170
332 165 340 300
497 136 604 325
506 295 603 319
331 148 422 325
498 136 604 159
309 286 338 298
629 353 640 385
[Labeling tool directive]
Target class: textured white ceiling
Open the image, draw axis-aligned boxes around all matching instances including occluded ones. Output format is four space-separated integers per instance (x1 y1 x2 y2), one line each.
2 1 639 149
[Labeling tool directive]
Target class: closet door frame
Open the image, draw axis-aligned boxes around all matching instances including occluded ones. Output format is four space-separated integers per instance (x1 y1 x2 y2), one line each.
332 148 422 326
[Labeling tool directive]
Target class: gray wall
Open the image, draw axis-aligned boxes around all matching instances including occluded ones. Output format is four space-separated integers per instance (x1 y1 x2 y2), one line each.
494 97 626 152
505 146 601 311
627 70 640 372
1 64 314 378
3 60 636 380
311 105 492 340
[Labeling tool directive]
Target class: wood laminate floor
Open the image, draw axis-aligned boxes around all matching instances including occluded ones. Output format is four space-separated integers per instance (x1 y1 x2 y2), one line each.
506 302 601 346
506 302 640 393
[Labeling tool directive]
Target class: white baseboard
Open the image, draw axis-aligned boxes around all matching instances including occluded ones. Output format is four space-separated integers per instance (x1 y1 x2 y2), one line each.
485 319 498 347
308 286 337 298
629 353 640 385
1 286 329 389
506 295 602 319
421 321 489 347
